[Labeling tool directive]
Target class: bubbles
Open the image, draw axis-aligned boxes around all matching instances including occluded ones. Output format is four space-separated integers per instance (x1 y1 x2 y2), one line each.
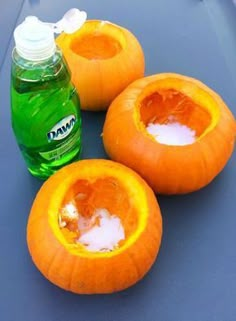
146 120 196 146
77 208 125 252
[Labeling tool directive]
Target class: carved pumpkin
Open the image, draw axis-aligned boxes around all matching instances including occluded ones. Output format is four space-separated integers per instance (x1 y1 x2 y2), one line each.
56 20 145 111
27 159 162 294
103 73 236 194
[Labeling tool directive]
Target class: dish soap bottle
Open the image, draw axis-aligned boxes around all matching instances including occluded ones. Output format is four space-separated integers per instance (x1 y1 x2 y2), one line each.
11 9 87 179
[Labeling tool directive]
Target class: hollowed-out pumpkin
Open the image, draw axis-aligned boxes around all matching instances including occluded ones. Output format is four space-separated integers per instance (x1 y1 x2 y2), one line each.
103 73 236 194
56 20 145 111
27 159 162 294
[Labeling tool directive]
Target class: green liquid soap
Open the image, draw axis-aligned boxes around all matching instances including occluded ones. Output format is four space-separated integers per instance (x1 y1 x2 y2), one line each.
11 48 82 179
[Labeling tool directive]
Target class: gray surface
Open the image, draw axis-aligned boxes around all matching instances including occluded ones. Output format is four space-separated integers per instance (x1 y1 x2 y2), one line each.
0 0 25 68
0 1 235 321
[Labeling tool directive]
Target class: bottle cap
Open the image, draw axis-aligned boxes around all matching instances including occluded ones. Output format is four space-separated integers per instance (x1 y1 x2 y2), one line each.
14 8 87 61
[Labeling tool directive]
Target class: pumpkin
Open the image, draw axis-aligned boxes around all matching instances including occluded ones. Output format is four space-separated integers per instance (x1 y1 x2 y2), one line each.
103 73 236 194
56 20 145 111
27 159 162 294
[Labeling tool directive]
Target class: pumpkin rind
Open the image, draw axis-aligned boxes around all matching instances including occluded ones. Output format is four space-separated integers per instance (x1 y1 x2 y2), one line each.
27 159 162 294
56 20 145 111
102 73 236 194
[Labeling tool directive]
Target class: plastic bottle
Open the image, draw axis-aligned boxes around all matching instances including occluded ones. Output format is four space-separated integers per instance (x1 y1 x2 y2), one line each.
11 9 87 179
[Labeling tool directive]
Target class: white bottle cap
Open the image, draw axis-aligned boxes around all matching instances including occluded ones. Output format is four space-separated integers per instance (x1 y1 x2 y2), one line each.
14 8 87 61
14 16 55 61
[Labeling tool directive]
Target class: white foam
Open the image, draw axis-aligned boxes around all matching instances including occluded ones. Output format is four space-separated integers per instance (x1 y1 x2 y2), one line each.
146 121 196 146
77 208 125 252
63 203 79 219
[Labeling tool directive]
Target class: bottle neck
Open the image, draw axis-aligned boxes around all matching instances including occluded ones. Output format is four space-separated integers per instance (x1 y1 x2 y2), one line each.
12 47 63 69
15 42 56 62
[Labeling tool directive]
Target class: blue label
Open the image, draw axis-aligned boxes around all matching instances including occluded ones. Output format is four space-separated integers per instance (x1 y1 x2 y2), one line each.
47 115 76 142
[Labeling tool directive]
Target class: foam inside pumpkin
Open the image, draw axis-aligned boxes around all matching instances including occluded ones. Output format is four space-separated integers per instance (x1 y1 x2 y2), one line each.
27 159 162 294
103 73 236 194
56 20 145 111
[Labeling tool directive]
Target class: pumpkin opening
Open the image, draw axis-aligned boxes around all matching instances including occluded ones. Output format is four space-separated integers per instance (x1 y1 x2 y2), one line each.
58 177 138 252
70 34 123 60
139 89 212 145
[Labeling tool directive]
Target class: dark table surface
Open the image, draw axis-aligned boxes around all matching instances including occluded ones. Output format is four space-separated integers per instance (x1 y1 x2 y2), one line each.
0 1 236 321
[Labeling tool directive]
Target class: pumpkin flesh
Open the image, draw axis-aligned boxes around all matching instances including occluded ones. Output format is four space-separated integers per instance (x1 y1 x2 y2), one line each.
57 177 139 252
70 33 123 60
136 78 220 141
140 90 212 140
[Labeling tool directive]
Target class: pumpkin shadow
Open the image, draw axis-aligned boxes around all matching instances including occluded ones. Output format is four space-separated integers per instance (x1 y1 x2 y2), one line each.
151 169 231 282
30 266 162 320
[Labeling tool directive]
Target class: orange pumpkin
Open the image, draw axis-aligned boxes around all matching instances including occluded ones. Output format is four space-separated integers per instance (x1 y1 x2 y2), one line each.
103 73 236 194
56 20 145 111
27 159 162 294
